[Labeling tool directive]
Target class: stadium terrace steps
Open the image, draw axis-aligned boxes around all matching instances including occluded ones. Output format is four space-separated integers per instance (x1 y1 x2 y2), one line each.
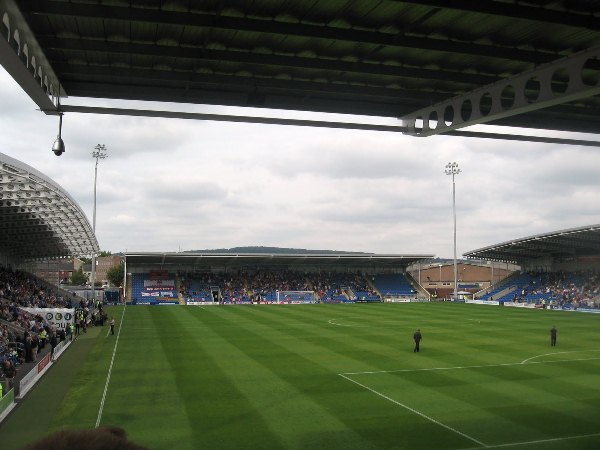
373 273 415 298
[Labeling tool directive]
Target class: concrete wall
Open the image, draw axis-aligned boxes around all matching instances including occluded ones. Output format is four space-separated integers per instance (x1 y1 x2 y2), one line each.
409 262 516 298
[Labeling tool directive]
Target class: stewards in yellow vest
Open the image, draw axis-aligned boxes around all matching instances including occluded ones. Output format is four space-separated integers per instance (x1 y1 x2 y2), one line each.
39 329 47 348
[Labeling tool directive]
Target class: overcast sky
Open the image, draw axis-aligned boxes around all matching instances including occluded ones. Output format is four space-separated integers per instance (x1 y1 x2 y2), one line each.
1 67 599 259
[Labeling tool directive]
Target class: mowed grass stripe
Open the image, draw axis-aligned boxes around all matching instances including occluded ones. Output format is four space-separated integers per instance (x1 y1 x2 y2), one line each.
0 327 106 450
229 305 412 374
98 307 198 449
249 303 510 370
196 305 480 449
46 313 127 430
6 303 600 450
152 306 286 450
180 306 382 450
347 350 600 447
409 361 599 443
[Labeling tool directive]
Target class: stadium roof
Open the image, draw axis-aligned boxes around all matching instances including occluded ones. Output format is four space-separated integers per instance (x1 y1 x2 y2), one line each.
125 252 433 270
0 152 99 261
463 224 600 264
1 0 600 146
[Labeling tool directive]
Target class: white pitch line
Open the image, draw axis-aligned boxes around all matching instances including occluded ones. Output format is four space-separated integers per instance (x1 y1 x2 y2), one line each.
342 356 600 376
520 349 600 364
328 319 348 326
95 305 127 428
458 431 600 449
339 373 489 448
328 318 403 328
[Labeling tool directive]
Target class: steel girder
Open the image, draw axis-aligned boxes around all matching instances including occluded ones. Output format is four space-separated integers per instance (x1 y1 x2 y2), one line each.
402 46 600 136
0 152 99 261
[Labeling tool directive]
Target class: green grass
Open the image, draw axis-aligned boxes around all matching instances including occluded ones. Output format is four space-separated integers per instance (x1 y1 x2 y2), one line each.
2 303 600 449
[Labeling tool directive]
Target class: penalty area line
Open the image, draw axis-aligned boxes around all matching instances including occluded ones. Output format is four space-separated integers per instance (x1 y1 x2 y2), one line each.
458 431 600 450
341 356 600 376
95 304 127 428
520 349 600 364
338 373 489 448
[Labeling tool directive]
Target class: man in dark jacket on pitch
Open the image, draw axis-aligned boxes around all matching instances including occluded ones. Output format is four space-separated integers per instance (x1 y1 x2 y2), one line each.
413 329 422 353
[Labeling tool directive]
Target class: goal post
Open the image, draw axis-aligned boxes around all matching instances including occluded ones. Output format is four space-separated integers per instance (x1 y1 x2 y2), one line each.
276 290 316 304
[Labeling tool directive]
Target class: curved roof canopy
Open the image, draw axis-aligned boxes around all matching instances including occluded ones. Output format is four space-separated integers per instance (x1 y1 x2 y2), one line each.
464 224 600 264
0 152 99 261
1 0 600 145
125 252 433 270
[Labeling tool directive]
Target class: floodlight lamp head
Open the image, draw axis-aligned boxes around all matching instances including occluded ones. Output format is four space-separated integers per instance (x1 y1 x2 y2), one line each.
92 144 108 159
445 161 460 175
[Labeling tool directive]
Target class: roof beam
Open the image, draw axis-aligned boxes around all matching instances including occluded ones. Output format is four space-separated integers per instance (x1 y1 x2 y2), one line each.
397 1 600 30
52 75 428 118
58 105 600 147
41 36 497 86
49 61 445 103
18 1 557 64
52 68 600 135
0 17 57 111
467 249 543 262
402 45 600 136
546 236 600 251
492 105 600 135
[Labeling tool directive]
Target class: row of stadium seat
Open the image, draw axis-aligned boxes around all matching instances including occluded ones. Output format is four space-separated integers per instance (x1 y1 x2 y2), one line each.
131 271 416 304
478 270 599 308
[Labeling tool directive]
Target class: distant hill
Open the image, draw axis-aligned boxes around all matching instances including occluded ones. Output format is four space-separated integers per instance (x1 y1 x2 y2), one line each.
183 246 368 255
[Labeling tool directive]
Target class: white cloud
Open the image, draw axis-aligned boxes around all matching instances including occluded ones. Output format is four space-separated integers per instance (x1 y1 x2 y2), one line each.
1 68 600 258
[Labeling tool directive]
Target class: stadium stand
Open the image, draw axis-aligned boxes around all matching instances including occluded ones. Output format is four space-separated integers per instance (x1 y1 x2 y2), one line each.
140 270 423 304
0 265 104 401
373 274 416 299
478 272 549 302
130 273 179 304
477 270 600 309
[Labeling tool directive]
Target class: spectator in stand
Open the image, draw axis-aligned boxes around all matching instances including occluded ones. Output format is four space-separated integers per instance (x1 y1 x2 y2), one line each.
31 334 39 361
24 334 33 362
2 358 16 390
50 331 59 359
39 327 47 349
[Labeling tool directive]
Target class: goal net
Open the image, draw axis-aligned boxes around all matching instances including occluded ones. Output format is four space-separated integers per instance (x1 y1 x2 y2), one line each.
276 290 316 304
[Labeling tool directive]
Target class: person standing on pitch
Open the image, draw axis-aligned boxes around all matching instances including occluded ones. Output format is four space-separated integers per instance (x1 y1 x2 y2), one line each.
110 318 115 335
550 325 557 346
413 329 422 353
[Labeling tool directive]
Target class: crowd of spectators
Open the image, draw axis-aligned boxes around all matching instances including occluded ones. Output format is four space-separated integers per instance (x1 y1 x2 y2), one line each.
0 266 72 309
545 271 600 309
177 270 382 303
0 266 101 397
505 270 600 309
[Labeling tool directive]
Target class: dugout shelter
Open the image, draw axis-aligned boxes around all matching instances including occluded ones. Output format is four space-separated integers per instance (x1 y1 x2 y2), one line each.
1 0 600 147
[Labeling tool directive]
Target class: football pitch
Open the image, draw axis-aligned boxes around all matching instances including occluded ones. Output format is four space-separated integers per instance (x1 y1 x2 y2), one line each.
3 302 600 450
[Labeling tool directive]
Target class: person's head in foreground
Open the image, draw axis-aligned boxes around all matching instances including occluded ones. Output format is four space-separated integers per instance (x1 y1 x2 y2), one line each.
20 426 148 450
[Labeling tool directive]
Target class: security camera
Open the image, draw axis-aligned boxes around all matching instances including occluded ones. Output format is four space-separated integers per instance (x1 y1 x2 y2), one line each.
52 137 65 156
